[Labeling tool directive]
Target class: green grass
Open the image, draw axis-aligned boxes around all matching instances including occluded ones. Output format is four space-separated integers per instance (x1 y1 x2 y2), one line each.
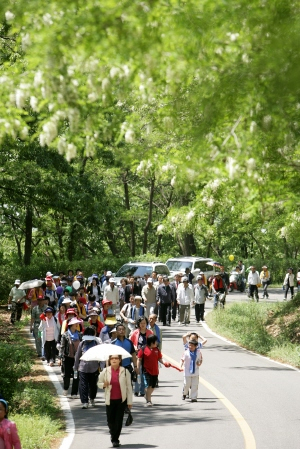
10 381 65 449
206 295 300 368
0 311 65 449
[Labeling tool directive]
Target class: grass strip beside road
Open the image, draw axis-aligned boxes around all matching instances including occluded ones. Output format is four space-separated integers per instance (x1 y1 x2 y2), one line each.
206 295 300 369
0 310 65 449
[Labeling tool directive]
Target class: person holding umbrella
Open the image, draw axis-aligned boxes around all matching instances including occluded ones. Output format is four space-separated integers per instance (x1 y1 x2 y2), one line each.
98 352 133 448
74 326 101 409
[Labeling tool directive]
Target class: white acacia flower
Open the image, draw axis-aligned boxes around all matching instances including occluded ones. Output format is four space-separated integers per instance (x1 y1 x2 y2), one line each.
58 137 67 155
263 115 272 125
42 121 58 145
110 67 120 78
250 121 257 133
22 33 31 50
34 71 43 88
186 210 195 220
171 176 176 187
43 13 53 25
20 127 28 139
157 225 164 232
66 143 77 161
242 54 249 63
207 198 214 208
39 133 46 147
125 129 135 144
247 158 256 170
88 92 98 102
171 216 177 224
123 65 130 77
15 89 25 109
102 78 110 91
5 11 15 22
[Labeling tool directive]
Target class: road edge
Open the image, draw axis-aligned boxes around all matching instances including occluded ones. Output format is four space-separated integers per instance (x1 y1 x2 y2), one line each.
201 317 300 372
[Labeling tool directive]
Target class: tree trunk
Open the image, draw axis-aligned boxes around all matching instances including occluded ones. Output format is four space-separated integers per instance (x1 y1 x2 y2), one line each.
105 229 119 256
178 233 197 256
68 223 76 262
122 171 135 257
143 177 155 254
155 188 173 257
24 206 33 265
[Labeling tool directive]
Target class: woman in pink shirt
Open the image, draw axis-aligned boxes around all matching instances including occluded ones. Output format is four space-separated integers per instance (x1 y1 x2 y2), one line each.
0 398 21 449
98 355 132 448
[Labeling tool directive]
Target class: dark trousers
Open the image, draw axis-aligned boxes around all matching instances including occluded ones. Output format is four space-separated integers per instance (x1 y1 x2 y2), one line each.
10 302 23 323
79 370 98 403
44 340 56 363
172 302 179 320
249 285 258 299
63 356 79 394
106 399 126 443
160 303 171 325
285 285 294 299
195 303 205 322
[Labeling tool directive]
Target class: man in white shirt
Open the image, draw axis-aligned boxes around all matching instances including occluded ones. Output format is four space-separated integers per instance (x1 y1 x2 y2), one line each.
142 278 157 316
103 278 119 312
177 276 194 325
247 266 260 301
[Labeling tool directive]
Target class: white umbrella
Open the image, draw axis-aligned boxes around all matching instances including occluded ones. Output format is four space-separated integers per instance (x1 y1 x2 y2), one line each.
80 343 132 362
18 279 44 290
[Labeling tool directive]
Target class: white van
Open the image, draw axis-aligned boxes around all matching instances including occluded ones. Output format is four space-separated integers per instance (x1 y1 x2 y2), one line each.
165 257 215 283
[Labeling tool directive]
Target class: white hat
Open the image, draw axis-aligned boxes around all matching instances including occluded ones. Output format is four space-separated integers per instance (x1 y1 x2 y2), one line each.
62 298 72 304
196 275 203 280
14 279 21 285
147 278 153 283
182 276 188 282
46 271 53 277
109 277 115 283
106 271 113 276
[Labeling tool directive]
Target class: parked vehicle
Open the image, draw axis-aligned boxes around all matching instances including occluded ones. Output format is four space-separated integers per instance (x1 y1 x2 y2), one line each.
114 261 172 286
228 270 245 292
165 256 215 284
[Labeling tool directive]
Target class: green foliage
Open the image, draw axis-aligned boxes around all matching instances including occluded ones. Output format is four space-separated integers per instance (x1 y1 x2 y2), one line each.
206 296 300 367
0 332 33 401
1 0 300 271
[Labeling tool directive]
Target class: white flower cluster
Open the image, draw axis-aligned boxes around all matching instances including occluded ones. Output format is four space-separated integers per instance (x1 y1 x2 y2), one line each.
186 210 195 220
157 225 164 233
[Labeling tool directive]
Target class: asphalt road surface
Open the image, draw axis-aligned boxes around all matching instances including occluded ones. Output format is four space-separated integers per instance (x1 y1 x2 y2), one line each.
51 288 300 449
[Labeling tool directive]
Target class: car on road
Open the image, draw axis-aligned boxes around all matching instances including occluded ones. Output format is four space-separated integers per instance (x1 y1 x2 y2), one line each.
113 261 172 285
165 256 216 283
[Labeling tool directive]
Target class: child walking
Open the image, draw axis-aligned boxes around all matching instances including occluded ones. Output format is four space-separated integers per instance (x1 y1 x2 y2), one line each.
0 397 22 449
180 339 202 402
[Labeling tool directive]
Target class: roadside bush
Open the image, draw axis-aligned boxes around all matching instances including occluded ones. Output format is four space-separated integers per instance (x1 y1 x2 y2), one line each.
0 342 33 402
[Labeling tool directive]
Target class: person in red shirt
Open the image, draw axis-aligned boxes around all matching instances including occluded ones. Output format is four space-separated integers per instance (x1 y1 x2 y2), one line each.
137 334 170 406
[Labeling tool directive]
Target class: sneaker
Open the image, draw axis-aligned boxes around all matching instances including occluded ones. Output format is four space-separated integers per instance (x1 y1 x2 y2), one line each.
112 443 120 448
63 390 68 396
49 362 54 367
182 395 186 400
145 401 153 407
191 399 197 403
138 393 145 397
41 356 46 361
90 399 95 406
82 403 89 409
71 394 79 399
134 392 139 397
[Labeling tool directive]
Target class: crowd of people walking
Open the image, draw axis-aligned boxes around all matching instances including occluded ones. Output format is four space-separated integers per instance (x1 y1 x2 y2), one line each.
4 263 298 448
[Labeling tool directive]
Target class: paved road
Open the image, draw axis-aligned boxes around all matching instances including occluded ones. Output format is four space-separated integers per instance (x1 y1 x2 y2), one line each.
51 289 300 449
